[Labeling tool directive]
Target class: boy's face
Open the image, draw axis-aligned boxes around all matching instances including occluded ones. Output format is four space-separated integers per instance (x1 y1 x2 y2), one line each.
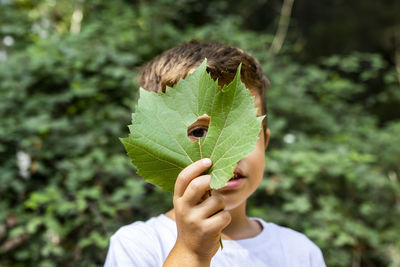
215 90 270 210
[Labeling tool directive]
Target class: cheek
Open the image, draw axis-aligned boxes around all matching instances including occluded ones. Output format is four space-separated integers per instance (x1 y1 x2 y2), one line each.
248 143 265 174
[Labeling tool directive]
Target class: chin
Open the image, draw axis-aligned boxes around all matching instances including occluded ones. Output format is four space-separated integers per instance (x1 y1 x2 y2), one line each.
223 196 246 211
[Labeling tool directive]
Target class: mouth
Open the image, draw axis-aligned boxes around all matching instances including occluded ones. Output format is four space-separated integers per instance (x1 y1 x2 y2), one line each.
219 170 246 191
229 170 245 181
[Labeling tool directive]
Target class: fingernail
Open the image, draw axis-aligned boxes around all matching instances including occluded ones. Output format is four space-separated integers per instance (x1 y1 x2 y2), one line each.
202 158 212 166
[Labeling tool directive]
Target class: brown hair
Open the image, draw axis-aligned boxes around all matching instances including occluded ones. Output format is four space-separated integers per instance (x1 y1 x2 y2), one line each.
138 40 269 128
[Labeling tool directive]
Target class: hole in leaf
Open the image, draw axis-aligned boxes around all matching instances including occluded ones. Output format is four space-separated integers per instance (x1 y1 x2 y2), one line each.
187 114 210 142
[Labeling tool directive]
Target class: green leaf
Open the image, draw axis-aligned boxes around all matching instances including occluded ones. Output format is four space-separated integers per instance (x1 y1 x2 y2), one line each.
121 59 263 192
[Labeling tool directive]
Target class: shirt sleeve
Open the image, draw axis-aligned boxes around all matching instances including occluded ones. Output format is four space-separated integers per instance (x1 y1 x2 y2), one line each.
104 223 162 267
273 223 327 267
309 245 326 267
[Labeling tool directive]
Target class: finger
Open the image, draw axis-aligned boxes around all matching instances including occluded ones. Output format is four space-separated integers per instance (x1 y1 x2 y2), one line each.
194 193 225 218
205 210 231 233
174 158 212 198
181 175 211 206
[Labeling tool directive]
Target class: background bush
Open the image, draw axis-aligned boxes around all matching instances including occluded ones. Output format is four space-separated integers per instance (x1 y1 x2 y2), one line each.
1 0 399 266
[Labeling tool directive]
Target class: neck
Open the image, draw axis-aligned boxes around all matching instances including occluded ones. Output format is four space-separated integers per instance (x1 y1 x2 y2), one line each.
221 201 261 240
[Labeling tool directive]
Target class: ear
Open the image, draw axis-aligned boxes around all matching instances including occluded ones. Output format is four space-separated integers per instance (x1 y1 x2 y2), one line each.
264 128 271 150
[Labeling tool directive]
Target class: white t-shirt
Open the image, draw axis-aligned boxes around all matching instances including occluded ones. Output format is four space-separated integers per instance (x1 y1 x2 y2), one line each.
104 214 326 267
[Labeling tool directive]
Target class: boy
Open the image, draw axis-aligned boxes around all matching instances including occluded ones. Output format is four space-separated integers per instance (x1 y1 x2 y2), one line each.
105 40 326 266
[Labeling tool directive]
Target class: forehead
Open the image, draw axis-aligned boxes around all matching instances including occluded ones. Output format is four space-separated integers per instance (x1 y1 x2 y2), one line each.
248 86 263 116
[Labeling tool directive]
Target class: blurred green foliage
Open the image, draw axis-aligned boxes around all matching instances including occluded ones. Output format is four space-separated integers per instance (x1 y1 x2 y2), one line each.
1 0 399 266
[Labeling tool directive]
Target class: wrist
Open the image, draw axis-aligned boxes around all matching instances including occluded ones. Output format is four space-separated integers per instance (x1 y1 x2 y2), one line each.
164 241 212 267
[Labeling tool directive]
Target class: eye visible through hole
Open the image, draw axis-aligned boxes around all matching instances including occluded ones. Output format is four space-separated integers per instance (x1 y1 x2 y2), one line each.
187 114 210 142
189 126 208 138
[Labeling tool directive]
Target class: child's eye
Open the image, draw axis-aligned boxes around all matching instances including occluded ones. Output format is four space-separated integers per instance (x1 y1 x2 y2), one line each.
188 126 208 139
187 114 210 142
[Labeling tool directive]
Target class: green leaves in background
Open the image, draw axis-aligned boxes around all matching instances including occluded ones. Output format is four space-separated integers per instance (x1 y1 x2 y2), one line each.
1 0 399 266
122 60 262 191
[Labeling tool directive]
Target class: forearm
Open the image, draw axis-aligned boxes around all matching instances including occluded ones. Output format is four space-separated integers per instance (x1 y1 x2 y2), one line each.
164 242 211 267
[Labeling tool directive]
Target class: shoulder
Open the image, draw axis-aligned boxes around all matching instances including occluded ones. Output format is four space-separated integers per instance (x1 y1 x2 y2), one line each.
268 222 319 252
258 219 326 266
111 215 168 241
104 215 176 267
